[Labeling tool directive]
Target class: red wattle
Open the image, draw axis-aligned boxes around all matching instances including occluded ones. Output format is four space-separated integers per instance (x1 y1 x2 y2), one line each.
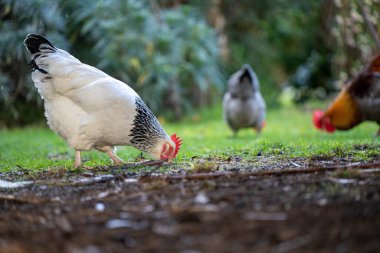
323 118 336 133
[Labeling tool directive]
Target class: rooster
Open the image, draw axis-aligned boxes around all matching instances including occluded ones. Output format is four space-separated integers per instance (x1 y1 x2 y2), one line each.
223 64 266 136
313 54 380 136
24 34 182 167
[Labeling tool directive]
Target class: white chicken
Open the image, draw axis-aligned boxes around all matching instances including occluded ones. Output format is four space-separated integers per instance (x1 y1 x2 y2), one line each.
24 34 181 168
223 64 266 136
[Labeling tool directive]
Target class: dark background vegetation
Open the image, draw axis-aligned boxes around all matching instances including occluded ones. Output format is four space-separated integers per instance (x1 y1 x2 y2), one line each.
0 0 379 126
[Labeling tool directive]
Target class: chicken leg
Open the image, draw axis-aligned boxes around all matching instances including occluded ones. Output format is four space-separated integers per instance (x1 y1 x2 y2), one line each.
74 150 82 168
95 146 124 165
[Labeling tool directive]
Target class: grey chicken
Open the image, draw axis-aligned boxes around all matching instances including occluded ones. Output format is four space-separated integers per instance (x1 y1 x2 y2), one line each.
223 64 266 136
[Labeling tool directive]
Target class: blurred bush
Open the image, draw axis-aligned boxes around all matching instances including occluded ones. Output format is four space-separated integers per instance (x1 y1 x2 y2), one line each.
73 0 223 119
189 0 379 105
0 0 223 126
0 0 69 126
285 0 380 103
213 1 335 105
330 0 380 79
1 0 379 127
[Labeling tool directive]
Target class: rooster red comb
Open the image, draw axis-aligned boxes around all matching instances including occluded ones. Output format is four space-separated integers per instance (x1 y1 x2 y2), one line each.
312 110 335 133
171 133 182 158
313 110 324 129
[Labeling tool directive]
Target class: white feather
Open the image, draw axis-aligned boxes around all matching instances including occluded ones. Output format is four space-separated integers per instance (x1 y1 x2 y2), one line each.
32 48 141 151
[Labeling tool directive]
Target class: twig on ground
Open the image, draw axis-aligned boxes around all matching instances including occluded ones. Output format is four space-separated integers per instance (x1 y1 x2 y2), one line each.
143 162 380 181
0 193 53 204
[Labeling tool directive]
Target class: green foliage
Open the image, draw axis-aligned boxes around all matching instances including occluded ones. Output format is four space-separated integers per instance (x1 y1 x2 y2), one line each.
287 0 380 103
0 0 223 125
218 0 380 104
331 0 380 78
0 0 69 126
68 0 223 119
0 105 378 172
220 1 327 105
1 0 379 126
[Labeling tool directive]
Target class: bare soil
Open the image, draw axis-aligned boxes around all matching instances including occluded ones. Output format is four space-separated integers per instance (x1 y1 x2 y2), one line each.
1 156 380 253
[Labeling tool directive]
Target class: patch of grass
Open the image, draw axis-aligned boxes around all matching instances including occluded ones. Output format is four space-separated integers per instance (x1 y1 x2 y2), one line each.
189 161 219 174
0 105 379 172
167 105 379 162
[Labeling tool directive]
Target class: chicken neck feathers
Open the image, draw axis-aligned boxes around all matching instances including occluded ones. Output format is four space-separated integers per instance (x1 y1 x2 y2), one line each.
129 97 167 152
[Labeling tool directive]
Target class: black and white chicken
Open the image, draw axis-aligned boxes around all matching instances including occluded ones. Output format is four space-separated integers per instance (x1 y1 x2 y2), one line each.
223 64 266 136
24 34 182 167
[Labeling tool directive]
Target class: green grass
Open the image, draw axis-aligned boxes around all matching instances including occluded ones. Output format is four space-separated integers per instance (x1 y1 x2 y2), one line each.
0 105 379 172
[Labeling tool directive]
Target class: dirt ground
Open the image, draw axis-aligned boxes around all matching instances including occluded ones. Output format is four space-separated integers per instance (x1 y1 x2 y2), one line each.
0 156 380 253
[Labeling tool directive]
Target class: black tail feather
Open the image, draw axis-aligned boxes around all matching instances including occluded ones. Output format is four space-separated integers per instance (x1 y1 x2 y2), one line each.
24 34 56 54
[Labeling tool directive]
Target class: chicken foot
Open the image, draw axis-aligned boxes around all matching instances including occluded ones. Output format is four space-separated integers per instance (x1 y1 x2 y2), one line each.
95 146 124 166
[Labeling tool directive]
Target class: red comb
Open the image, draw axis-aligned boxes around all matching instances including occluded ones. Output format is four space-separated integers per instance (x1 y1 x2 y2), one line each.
170 133 182 158
312 110 336 133
313 110 324 129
